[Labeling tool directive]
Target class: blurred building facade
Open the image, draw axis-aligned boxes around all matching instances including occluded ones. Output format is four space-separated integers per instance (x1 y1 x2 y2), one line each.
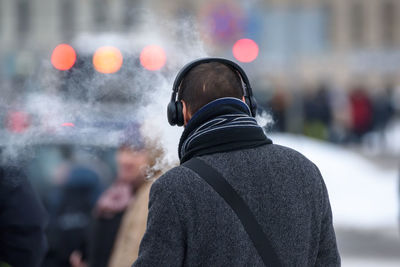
1 0 400 89
0 0 141 83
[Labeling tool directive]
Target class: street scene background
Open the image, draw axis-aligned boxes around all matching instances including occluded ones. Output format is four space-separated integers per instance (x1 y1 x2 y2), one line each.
1 0 399 266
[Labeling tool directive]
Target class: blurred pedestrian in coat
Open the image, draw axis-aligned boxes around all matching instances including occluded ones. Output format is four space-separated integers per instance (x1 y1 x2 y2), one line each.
349 88 373 140
0 165 48 267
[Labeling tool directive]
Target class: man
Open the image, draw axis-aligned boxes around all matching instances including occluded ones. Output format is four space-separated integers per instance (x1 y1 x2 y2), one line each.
133 58 340 266
0 164 48 267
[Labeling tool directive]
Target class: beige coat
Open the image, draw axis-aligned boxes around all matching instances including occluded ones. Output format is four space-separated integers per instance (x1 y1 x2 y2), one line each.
108 180 152 267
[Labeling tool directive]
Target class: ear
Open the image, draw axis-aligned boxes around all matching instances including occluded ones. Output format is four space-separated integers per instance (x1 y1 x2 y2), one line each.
242 96 246 102
181 100 191 126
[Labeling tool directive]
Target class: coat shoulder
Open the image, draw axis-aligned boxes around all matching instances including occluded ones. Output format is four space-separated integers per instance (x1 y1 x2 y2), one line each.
266 143 319 169
150 165 198 195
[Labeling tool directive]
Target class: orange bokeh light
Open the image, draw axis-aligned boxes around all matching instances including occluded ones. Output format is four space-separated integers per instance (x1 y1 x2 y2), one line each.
232 38 259 63
93 46 123 74
140 45 167 71
51 44 77 71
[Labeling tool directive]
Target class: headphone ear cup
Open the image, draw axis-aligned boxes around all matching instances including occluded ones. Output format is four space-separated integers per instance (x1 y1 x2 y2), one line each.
176 101 184 126
167 101 177 126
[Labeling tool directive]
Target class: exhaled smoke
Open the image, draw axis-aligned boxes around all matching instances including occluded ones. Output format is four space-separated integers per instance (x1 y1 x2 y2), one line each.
1 10 273 173
256 110 274 132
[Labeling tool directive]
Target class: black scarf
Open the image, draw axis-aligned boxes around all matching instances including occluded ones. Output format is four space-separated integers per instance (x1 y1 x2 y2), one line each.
179 98 272 163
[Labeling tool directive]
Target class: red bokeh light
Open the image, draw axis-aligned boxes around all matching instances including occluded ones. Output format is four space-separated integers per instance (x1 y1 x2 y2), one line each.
61 122 75 127
232 38 259 63
93 46 123 74
6 111 30 133
51 44 77 71
140 45 167 71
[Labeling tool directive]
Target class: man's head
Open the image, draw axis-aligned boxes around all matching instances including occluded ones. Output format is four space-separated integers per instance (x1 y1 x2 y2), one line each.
178 62 245 124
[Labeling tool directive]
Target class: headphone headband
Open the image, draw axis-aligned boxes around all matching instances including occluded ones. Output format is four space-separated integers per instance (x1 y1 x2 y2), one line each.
168 57 257 126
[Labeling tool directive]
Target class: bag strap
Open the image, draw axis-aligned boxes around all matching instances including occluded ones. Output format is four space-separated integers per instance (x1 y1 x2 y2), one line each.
183 157 282 267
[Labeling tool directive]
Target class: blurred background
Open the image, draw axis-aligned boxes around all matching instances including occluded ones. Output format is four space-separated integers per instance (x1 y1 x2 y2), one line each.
0 0 399 266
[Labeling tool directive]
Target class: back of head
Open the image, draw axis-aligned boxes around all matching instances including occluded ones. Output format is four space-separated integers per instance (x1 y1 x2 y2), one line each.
178 62 244 115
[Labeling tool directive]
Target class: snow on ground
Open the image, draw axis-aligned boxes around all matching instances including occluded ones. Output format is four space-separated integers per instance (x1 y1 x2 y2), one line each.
271 133 399 229
343 258 400 267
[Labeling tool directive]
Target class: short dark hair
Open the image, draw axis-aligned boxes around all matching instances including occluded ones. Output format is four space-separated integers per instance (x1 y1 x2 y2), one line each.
178 62 244 114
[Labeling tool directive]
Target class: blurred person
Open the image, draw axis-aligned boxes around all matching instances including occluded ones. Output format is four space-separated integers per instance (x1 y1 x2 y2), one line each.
133 58 340 266
285 86 305 134
392 85 400 115
71 124 162 267
303 84 332 140
269 87 289 132
328 85 352 144
371 85 394 132
349 87 373 141
44 165 101 267
107 142 162 267
0 164 48 267
366 85 395 150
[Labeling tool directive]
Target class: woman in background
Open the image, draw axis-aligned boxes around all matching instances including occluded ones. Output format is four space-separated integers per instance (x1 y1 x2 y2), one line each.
71 123 164 267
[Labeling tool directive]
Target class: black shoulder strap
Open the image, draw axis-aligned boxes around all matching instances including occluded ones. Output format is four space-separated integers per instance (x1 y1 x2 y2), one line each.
183 157 282 267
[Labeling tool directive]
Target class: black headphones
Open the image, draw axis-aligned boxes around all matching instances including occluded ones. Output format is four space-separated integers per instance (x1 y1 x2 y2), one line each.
167 57 257 126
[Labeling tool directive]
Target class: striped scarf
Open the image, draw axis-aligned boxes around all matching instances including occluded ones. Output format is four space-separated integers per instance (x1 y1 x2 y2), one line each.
178 98 272 163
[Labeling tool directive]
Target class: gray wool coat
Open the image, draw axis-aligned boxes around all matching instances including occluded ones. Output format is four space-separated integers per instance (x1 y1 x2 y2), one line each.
132 144 341 267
